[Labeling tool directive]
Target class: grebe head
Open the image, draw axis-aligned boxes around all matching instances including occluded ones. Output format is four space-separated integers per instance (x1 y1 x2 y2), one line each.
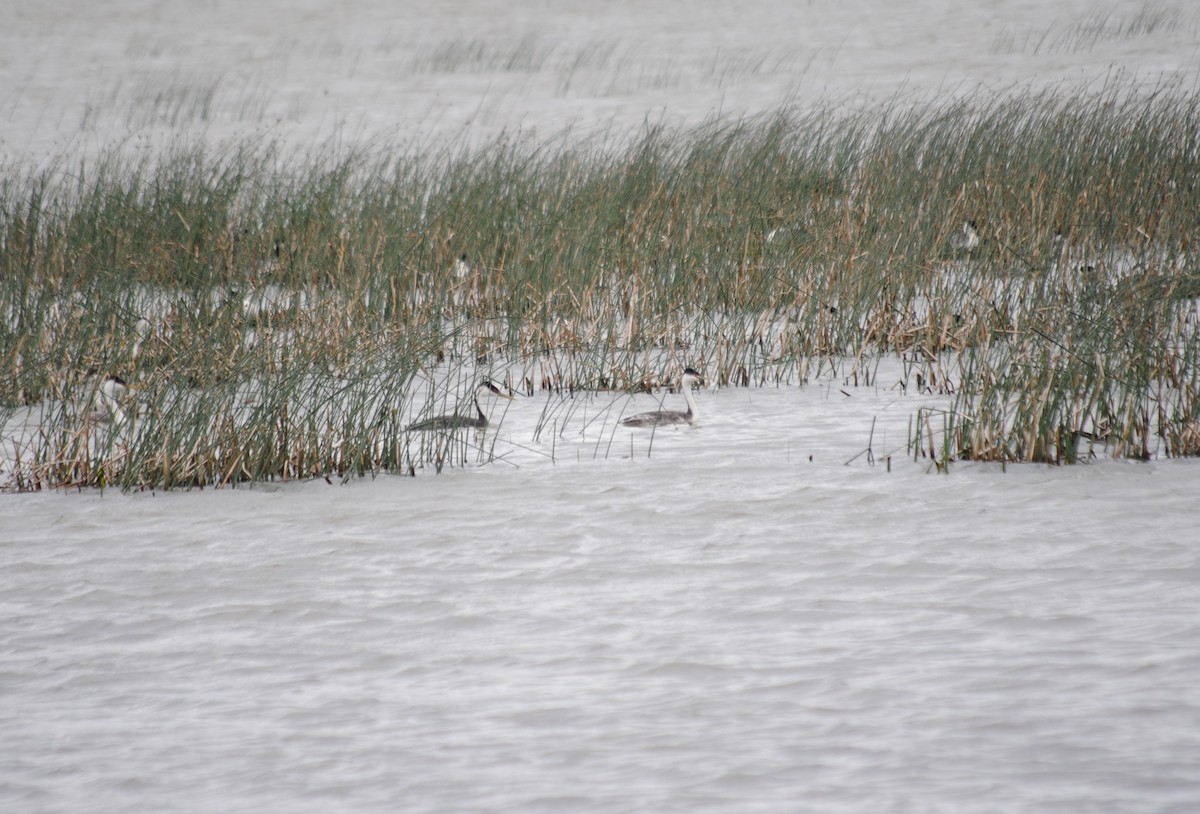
100 374 129 399
479 379 514 400
85 367 130 395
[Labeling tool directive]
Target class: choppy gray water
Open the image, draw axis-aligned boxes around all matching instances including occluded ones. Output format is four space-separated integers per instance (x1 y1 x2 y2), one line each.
5 380 1200 812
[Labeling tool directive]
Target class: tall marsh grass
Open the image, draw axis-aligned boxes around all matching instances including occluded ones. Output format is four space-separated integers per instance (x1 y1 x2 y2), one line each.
2 80 1198 489
991 2 1189 57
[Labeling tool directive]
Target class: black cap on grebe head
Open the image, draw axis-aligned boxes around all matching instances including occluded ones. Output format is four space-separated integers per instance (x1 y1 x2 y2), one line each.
479 379 514 399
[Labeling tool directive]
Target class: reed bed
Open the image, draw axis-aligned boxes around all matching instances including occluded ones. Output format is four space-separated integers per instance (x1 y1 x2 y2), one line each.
2 80 1198 489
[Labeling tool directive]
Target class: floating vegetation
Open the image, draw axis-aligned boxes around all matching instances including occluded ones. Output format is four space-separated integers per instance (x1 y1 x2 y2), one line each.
2 79 1198 489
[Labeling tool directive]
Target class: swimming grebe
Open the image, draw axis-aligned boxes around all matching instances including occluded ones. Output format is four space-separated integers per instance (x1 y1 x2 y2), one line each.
406 379 513 431
621 368 704 427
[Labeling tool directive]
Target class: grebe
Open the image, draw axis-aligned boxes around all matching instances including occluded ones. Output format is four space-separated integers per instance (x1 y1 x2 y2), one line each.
621 368 704 427
948 219 980 252
453 254 471 280
406 379 513 431
85 369 135 427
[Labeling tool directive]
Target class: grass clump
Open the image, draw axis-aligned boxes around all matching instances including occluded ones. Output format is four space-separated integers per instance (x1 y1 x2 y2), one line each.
2 78 1199 489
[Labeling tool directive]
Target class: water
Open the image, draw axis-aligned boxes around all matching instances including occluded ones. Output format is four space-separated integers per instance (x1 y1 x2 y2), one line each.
4 1 1200 811
6 461 1200 812
4 0 1199 158
6 380 1200 812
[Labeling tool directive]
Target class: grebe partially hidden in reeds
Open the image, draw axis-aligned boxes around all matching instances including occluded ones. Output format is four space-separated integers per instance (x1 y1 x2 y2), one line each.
453 254 471 280
621 368 705 427
84 368 135 427
406 380 513 431
948 219 980 252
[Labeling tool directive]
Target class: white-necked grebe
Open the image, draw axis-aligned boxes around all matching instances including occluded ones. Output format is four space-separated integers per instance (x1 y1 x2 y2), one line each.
621 368 704 427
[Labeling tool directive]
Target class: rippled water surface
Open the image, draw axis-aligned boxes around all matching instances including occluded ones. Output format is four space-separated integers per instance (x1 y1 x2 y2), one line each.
6 381 1200 812
5 0 1200 811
